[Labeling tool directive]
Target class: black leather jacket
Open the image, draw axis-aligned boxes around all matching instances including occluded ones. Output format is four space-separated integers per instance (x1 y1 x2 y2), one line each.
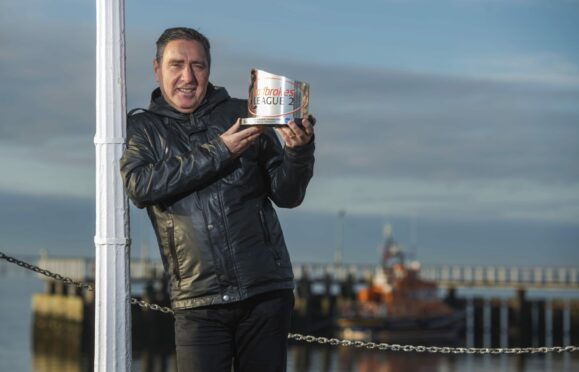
120 85 315 309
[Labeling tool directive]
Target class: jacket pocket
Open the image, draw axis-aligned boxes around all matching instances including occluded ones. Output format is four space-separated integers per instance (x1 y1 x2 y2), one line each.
166 225 182 282
258 208 282 263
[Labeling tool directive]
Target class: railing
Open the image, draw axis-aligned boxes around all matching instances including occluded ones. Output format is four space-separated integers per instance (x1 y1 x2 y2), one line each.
37 256 165 282
420 265 578 289
32 257 579 289
291 263 579 289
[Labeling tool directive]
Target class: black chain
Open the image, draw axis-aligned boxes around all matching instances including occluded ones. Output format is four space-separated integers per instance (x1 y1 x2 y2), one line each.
286 334 577 354
2 251 577 354
0 251 173 314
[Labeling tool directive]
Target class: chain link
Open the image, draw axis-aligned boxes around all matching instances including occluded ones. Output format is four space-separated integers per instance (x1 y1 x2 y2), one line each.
0 251 174 315
2 251 578 354
287 334 578 354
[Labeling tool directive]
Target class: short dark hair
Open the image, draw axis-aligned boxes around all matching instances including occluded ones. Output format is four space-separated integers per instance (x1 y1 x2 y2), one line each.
155 27 211 67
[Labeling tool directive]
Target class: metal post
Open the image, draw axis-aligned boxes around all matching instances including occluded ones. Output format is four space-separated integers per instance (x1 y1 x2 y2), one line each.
531 301 539 347
483 298 491 348
545 298 553 347
563 299 571 345
500 299 508 348
466 296 475 348
95 0 130 371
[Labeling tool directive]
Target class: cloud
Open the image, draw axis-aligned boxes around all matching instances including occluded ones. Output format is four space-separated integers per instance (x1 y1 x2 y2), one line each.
0 15 95 142
204 51 579 186
1 4 578 226
0 142 94 198
0 191 95 256
288 64 579 186
300 176 579 223
461 52 579 87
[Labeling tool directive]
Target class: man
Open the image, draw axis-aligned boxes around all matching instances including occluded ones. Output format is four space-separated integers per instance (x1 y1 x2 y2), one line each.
120 27 315 372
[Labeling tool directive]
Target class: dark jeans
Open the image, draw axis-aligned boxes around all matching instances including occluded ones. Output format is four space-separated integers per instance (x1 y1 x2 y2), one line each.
174 289 294 372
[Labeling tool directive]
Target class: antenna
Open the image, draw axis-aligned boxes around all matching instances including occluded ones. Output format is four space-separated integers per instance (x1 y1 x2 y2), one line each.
410 213 418 260
335 209 346 266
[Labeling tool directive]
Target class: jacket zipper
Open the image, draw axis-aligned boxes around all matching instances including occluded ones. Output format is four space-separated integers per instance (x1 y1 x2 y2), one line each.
216 183 242 288
167 225 181 282
258 209 272 245
259 209 281 264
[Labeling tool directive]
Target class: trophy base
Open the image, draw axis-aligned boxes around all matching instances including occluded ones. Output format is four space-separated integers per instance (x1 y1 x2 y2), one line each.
241 117 304 126
242 117 290 126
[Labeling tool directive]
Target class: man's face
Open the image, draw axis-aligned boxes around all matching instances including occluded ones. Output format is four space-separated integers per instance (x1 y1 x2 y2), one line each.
154 39 210 113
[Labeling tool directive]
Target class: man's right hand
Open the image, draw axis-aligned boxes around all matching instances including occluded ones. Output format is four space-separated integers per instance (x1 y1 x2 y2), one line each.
220 119 264 157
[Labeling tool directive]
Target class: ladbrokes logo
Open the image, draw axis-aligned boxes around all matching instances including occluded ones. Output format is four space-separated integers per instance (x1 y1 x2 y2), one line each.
251 84 296 108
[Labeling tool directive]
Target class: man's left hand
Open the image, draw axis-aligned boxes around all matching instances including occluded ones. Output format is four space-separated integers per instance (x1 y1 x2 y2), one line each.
275 116 315 148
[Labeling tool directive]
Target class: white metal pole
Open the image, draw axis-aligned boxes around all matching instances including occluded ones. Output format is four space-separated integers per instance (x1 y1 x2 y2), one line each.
95 0 130 371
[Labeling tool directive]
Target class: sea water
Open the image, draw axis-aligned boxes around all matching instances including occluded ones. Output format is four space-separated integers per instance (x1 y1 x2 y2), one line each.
1 272 577 371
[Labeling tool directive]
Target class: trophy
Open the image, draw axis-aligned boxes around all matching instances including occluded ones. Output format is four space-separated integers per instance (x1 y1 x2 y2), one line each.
241 69 310 126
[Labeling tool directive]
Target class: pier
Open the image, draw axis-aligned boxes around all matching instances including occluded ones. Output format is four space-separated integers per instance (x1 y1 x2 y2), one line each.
16 255 578 348
31 255 579 289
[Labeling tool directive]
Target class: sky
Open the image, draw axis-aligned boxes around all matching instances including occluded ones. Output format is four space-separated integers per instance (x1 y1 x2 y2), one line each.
0 0 578 266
